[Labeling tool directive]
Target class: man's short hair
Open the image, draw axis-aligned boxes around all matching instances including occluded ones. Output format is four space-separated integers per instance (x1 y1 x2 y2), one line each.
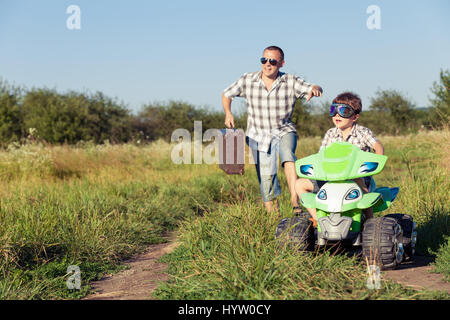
263 46 284 61
333 92 362 114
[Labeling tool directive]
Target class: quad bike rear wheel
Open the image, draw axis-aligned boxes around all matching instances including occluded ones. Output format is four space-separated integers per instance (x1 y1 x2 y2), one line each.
384 214 416 262
362 216 404 270
276 214 314 251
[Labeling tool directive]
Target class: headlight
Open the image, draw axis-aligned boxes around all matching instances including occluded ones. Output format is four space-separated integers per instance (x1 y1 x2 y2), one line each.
317 189 327 200
345 189 360 200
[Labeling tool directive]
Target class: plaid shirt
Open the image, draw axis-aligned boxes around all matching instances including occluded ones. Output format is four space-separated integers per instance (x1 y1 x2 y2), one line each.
320 123 379 152
223 71 313 152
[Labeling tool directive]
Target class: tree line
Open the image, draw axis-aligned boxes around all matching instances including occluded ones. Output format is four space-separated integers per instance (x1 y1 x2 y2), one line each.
0 69 448 147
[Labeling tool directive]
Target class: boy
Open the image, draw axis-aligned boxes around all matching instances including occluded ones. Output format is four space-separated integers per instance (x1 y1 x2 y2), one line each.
294 92 384 226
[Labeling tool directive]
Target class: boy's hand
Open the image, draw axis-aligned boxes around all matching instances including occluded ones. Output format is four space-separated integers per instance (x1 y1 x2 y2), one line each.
306 85 323 102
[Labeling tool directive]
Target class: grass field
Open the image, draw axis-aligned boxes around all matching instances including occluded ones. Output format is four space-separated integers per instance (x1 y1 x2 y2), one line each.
0 130 448 299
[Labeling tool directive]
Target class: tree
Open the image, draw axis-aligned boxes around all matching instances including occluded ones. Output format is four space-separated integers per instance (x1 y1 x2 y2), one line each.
368 89 416 135
21 88 88 144
84 91 134 143
138 101 203 141
429 69 450 127
0 80 24 146
291 98 312 136
292 99 334 137
20 89 133 144
137 100 247 142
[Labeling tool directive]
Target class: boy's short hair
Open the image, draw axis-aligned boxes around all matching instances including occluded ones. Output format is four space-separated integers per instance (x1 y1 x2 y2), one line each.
263 45 284 61
332 92 362 114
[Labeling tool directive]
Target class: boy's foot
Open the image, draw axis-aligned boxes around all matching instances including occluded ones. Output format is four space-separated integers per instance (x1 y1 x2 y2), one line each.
309 217 318 228
292 206 303 216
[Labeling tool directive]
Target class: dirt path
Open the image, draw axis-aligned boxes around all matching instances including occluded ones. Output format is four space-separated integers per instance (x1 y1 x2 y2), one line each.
382 256 450 293
83 235 448 299
83 233 179 300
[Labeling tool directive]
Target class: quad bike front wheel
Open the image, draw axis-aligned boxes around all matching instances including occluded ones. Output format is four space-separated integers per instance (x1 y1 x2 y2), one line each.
362 216 404 270
275 214 314 251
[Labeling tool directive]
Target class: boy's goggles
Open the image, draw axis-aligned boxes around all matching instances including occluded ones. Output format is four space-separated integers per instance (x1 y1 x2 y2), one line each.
329 103 359 118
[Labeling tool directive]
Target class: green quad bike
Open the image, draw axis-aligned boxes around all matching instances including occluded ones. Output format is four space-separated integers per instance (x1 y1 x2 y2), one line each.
275 142 417 270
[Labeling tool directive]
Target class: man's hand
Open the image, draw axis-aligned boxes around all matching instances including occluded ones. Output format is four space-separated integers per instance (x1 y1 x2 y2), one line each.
224 112 235 128
222 93 235 128
306 85 323 102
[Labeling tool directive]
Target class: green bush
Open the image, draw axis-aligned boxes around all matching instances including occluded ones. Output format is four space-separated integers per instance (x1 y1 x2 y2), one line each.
1 69 449 146
431 236 450 281
21 89 134 144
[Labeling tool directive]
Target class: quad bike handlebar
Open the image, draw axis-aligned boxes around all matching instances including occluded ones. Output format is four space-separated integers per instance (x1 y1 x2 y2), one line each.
295 141 387 181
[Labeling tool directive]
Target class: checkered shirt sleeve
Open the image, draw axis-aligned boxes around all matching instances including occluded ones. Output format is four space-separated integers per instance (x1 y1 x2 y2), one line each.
320 128 335 151
223 74 246 99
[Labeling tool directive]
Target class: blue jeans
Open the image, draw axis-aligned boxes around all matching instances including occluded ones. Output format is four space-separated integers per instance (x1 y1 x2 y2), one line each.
246 132 297 202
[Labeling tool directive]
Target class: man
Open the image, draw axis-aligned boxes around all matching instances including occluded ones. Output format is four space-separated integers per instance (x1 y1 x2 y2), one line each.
222 45 323 214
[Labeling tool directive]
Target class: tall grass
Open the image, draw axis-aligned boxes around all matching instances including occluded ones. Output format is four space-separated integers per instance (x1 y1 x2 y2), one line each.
153 199 447 300
379 129 449 255
155 129 450 300
0 140 249 299
0 129 448 299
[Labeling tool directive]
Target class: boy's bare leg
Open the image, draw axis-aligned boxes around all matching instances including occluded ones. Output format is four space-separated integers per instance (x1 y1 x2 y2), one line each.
354 178 369 193
364 208 373 220
294 178 318 222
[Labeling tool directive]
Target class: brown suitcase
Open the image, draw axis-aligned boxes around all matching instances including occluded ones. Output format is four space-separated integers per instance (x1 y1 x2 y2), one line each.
218 129 245 175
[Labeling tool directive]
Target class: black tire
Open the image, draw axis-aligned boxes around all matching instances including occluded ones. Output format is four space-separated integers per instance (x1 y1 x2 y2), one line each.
362 216 404 270
275 214 314 251
384 214 416 262
275 218 290 238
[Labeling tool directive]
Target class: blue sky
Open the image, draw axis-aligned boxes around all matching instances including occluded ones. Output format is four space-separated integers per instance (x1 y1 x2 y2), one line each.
0 0 449 114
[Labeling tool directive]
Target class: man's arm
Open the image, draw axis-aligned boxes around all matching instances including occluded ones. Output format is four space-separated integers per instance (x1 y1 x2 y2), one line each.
306 85 323 102
293 76 323 102
222 74 246 129
222 93 235 128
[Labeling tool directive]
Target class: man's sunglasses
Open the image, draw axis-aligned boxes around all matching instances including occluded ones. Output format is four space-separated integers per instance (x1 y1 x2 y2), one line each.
260 57 278 66
329 103 359 118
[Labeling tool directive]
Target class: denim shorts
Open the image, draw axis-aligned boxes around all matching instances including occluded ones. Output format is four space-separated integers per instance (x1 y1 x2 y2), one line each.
246 132 297 202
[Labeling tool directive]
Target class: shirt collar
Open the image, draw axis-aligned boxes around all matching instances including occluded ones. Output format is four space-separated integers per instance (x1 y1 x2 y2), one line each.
349 123 359 137
252 71 286 82
334 123 358 138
